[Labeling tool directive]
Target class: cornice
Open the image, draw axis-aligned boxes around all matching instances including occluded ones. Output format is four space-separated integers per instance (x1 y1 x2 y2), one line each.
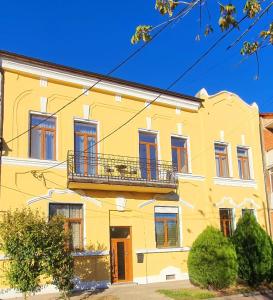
0 58 201 111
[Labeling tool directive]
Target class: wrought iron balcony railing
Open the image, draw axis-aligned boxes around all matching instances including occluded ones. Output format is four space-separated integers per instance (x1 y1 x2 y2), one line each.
67 151 177 188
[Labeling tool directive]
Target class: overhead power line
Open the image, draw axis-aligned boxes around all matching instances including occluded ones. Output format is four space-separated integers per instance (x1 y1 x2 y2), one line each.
6 0 200 145
37 16 247 174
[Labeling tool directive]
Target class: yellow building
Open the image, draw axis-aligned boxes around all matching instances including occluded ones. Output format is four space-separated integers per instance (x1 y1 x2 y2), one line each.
0 50 270 293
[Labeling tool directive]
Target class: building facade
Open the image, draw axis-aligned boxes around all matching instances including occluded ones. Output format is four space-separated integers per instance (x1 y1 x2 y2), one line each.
0 51 270 292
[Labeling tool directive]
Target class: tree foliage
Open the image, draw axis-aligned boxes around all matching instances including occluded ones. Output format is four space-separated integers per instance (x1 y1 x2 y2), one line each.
0 209 74 299
188 226 238 289
232 211 272 286
132 0 273 57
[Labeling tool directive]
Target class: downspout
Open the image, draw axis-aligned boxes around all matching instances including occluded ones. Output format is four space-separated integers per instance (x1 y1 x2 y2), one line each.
259 116 272 238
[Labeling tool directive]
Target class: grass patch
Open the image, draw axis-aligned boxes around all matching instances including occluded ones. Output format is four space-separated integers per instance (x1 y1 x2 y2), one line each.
158 289 216 300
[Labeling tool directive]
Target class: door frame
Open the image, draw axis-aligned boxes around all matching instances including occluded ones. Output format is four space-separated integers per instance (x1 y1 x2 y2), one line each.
110 226 133 283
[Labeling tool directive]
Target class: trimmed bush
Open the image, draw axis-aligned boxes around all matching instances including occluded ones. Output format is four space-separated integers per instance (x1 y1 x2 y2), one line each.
188 226 238 289
232 211 272 286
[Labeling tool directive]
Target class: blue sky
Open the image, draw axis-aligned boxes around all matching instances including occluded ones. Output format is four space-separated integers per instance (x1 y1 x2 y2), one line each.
1 1 273 111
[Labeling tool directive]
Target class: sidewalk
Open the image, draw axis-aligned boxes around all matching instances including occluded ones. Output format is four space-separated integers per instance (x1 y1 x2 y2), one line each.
5 280 273 300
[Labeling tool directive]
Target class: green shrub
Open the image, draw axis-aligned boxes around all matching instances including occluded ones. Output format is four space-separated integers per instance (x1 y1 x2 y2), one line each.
188 226 238 289
232 211 272 286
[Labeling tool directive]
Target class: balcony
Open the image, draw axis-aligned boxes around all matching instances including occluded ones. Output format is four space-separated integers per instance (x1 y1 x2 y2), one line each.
67 151 177 193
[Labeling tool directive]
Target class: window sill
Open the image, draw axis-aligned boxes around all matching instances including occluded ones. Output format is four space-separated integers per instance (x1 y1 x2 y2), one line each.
135 247 190 254
213 177 257 188
176 173 205 181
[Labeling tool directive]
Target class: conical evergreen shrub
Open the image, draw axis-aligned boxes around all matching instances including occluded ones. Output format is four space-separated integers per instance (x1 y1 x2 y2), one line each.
188 226 238 289
232 211 272 286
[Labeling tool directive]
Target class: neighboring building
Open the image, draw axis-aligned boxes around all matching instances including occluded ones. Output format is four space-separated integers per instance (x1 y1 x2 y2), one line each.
0 51 270 293
260 113 273 235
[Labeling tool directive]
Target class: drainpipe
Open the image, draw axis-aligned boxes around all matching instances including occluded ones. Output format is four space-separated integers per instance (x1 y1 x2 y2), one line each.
259 116 272 238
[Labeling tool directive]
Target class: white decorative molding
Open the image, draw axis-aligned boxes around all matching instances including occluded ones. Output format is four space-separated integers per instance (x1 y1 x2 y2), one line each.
72 250 109 257
2 156 66 169
116 197 126 211
213 177 257 188
216 196 238 208
195 88 208 99
177 123 182 135
26 188 102 206
115 95 122 102
146 117 152 130
0 58 201 111
83 104 90 119
175 108 181 115
155 206 178 214
135 247 190 254
145 101 151 108
220 130 225 142
179 198 194 209
176 173 205 181
82 86 89 96
39 77 48 87
138 199 156 208
40 96 47 113
238 198 261 209
216 196 260 209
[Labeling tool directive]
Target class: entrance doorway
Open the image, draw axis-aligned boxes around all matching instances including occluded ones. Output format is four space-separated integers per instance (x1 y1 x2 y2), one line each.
110 226 132 283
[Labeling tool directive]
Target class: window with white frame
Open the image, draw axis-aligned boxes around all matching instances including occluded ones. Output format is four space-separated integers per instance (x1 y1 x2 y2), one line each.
171 137 188 173
49 203 83 251
215 143 229 177
242 208 255 217
154 207 179 248
237 147 250 180
219 208 234 237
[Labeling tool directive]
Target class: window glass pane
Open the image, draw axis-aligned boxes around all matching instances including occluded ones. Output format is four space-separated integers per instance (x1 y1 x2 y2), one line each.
69 204 83 218
49 204 70 218
139 143 147 179
219 208 233 237
172 148 178 171
45 131 54 160
242 209 254 217
171 137 186 148
167 220 178 247
69 222 81 250
31 115 55 129
215 157 221 177
30 128 41 159
215 144 227 154
139 133 156 143
149 145 157 180
221 157 229 177
237 147 248 157
238 159 243 179
243 159 250 179
155 221 165 247
75 122 97 135
181 149 188 173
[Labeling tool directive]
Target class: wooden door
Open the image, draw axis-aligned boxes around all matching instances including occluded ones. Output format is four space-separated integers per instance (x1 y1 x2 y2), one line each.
110 228 132 283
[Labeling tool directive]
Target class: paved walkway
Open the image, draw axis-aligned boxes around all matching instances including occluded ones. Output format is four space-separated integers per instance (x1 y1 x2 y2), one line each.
5 281 273 300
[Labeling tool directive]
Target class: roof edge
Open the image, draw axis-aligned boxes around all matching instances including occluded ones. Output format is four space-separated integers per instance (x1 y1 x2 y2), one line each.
0 50 201 103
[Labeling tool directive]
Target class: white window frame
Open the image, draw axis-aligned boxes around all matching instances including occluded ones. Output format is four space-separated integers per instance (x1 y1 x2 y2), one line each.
48 201 86 250
29 111 58 161
154 206 182 248
138 129 161 160
214 141 233 178
219 207 236 236
171 134 192 174
236 145 254 180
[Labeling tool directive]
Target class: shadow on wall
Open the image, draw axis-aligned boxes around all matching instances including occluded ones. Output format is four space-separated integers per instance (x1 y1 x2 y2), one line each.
73 254 111 285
